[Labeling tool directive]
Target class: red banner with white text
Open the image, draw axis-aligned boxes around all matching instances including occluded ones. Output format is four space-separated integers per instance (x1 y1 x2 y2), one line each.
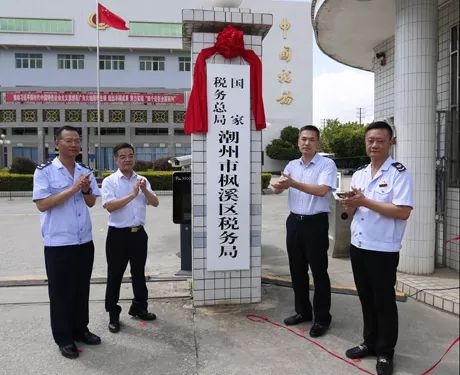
3 91 184 105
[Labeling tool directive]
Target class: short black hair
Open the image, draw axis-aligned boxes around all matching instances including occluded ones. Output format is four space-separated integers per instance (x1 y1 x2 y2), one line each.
55 126 79 140
365 121 393 139
113 143 134 156
299 125 320 139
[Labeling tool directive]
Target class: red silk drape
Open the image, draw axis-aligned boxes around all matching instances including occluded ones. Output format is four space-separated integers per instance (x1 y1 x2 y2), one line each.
184 25 266 134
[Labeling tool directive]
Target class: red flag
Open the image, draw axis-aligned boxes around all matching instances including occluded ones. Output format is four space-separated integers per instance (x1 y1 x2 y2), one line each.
98 3 129 30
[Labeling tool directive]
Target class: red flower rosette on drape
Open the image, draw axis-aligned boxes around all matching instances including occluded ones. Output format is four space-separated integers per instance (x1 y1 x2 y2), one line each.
184 25 266 134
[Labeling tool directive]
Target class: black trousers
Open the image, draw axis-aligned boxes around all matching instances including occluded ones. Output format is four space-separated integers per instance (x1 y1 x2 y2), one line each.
286 212 331 325
350 245 399 358
105 226 149 314
44 241 94 346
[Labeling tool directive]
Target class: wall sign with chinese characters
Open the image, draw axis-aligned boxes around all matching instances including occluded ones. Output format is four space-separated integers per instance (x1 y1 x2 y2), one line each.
206 64 250 271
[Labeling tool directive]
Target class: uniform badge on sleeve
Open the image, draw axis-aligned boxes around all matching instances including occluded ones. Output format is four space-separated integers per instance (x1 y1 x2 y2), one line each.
391 162 406 172
36 160 52 170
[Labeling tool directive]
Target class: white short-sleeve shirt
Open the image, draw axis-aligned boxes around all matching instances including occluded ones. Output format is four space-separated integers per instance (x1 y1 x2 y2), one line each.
32 157 100 247
284 153 337 215
101 169 156 228
350 156 414 252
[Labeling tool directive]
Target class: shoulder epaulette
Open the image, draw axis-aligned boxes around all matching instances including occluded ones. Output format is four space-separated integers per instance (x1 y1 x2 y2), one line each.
78 162 93 171
392 162 406 172
36 160 52 170
357 164 368 171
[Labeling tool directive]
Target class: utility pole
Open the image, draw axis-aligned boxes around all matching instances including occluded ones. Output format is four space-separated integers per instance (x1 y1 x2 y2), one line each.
356 107 365 125
320 118 327 127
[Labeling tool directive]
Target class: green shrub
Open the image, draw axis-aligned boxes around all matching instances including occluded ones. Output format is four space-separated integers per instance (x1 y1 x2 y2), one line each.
133 160 153 171
1 171 272 192
261 173 271 189
9 157 37 174
265 126 301 161
152 157 173 171
0 173 34 191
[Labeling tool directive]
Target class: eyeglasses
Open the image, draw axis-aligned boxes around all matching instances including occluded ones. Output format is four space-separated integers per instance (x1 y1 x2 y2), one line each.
117 154 134 161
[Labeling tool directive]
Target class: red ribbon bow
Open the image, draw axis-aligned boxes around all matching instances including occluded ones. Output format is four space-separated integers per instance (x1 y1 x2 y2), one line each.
184 25 266 134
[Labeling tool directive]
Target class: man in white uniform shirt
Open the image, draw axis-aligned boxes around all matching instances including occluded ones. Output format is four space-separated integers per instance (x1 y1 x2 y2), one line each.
272 125 337 338
340 121 413 375
33 125 101 359
101 143 159 333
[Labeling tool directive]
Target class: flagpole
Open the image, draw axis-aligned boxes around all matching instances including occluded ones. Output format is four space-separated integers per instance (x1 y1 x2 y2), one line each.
96 1 102 176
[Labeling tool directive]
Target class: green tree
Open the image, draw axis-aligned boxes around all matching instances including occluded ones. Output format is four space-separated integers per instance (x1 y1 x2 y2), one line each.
265 125 301 161
321 119 366 157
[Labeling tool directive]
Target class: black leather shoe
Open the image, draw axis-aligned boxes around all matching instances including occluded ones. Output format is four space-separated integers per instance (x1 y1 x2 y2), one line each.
345 343 376 359
108 321 120 333
376 356 393 375
283 313 312 326
75 331 101 345
128 306 156 321
309 322 329 338
59 343 79 359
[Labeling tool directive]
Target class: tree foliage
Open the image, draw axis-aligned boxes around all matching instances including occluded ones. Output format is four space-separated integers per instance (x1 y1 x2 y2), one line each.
320 119 366 158
9 157 37 174
265 126 301 161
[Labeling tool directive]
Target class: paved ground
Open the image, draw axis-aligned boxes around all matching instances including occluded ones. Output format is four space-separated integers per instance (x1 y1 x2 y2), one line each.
0 282 459 375
0 193 458 374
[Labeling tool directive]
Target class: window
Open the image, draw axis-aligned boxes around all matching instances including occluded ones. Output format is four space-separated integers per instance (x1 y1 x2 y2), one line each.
173 111 186 123
175 146 191 156
129 22 181 37
179 56 191 72
87 110 104 122
139 56 165 71
130 110 147 123
174 128 185 135
0 110 16 122
15 53 42 69
13 147 38 162
58 54 84 70
65 109 82 122
136 146 169 161
12 127 38 135
135 128 169 135
109 110 125 123
100 55 125 70
0 18 73 34
94 128 125 135
43 109 60 122
152 110 169 123
21 109 38 122
449 24 459 187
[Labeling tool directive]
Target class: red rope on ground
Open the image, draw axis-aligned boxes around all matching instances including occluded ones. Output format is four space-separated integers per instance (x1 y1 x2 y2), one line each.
246 314 375 375
246 314 459 375
420 336 460 375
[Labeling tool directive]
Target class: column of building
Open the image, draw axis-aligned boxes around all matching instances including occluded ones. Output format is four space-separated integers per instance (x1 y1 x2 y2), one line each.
394 0 438 274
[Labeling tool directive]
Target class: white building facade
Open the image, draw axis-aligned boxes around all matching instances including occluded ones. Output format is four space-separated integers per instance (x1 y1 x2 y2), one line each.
312 0 459 273
0 0 312 172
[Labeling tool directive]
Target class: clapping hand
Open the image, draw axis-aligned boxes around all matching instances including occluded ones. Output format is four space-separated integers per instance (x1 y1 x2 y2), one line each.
340 187 364 210
138 177 147 193
271 172 292 191
132 179 141 197
73 173 91 193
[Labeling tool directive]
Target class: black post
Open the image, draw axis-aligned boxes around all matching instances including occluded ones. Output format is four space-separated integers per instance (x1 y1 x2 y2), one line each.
180 223 192 271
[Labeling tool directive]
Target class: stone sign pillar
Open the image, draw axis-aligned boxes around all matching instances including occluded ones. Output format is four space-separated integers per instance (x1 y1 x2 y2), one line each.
182 8 272 306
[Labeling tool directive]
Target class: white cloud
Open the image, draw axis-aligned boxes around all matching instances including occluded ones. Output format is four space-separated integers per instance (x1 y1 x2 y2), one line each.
313 69 374 127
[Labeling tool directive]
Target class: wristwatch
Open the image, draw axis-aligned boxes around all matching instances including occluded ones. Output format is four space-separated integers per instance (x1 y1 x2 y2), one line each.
82 188 92 195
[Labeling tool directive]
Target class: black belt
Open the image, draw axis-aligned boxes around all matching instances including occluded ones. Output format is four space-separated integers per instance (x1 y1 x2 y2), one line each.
109 225 143 233
290 212 328 221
